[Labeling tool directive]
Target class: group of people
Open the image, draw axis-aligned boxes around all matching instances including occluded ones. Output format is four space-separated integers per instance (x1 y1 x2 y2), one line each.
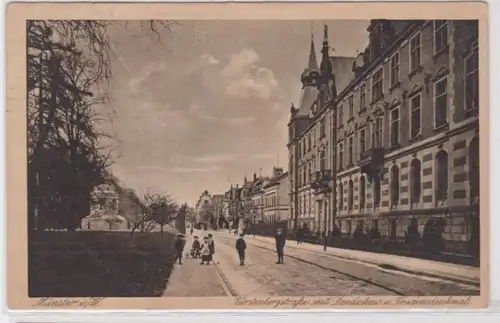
174 233 216 265
175 228 287 267
234 228 286 266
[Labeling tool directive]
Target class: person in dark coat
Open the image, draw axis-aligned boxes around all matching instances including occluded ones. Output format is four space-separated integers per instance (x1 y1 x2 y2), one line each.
235 233 247 265
207 233 215 262
296 227 303 245
174 234 185 265
275 228 286 264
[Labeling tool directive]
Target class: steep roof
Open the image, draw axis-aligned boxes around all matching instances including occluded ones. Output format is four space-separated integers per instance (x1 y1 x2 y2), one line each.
329 56 356 94
296 36 320 117
307 36 319 72
297 86 319 117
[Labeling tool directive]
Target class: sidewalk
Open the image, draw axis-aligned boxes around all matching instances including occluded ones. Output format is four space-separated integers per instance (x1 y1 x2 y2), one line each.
162 235 230 297
214 231 480 285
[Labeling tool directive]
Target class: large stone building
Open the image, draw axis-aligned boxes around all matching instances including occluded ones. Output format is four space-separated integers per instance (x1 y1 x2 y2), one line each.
288 26 356 233
288 20 479 255
263 167 289 222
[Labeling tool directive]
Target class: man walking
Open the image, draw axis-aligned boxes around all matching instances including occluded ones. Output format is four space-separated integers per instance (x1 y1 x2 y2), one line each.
296 226 303 245
235 233 247 265
274 228 286 264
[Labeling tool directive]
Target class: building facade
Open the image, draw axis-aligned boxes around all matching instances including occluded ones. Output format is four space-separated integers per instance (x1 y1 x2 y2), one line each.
263 167 289 222
288 26 355 234
211 193 226 228
195 190 213 228
247 173 269 223
289 20 479 255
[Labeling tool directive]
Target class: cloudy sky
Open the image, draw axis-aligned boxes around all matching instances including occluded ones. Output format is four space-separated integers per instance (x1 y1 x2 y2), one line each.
103 20 369 205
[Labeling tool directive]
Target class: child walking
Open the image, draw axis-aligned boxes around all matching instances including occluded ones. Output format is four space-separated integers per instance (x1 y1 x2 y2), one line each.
174 234 185 265
200 237 212 265
235 233 247 266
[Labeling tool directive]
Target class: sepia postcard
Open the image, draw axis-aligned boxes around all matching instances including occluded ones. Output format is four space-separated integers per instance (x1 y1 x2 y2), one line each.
5 1 489 310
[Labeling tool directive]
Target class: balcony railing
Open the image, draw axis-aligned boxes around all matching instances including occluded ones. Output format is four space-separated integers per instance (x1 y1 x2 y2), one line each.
310 170 332 193
311 170 332 184
359 148 385 181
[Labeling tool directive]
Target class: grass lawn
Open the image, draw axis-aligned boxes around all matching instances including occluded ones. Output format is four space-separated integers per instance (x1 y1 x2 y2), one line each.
28 231 178 297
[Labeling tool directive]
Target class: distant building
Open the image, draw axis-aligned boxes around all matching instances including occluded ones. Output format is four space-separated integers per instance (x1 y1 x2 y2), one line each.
263 167 289 223
211 193 226 228
288 20 479 256
248 173 270 223
195 190 214 229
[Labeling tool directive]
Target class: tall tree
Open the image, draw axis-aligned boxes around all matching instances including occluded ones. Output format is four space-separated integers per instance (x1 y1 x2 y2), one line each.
27 20 176 231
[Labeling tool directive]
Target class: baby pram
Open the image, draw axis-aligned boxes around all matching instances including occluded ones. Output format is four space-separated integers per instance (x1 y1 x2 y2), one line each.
190 246 201 259
188 236 202 259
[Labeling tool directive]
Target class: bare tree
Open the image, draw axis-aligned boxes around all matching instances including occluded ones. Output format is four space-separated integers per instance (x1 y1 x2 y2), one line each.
148 192 178 235
118 188 156 234
185 206 197 225
126 190 178 235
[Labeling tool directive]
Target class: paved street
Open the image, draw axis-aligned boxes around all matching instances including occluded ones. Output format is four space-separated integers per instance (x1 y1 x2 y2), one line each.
163 234 230 297
163 230 480 297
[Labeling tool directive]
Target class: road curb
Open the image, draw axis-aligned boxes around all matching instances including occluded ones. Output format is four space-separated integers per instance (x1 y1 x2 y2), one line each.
213 261 238 297
214 231 479 287
284 241 480 287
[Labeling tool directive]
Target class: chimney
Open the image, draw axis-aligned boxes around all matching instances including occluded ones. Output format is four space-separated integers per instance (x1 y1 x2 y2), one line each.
253 173 257 181
273 167 284 178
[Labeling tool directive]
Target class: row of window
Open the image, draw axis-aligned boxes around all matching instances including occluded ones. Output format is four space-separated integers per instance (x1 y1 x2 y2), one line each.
337 62 477 171
297 41 477 166
295 22 478 176
296 149 329 187
344 21 448 112
296 146 479 215
264 195 277 207
338 25 478 130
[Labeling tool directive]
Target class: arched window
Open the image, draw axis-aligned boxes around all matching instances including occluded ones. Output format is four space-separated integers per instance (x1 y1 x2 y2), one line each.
359 176 366 210
320 150 326 171
469 136 479 204
348 179 354 211
338 182 344 211
373 176 381 209
410 158 422 204
390 165 400 207
435 150 449 203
